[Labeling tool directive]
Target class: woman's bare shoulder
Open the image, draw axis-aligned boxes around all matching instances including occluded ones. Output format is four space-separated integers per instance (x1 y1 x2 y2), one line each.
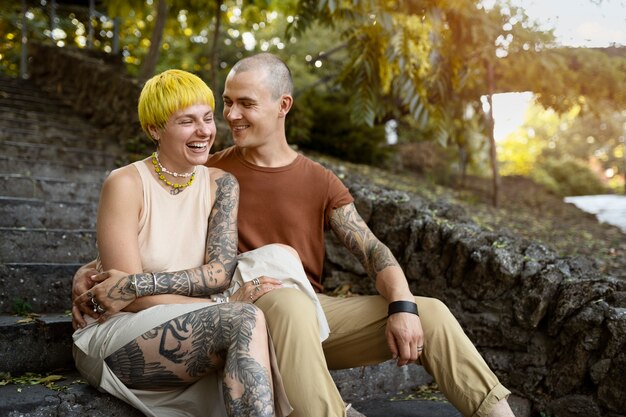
102 161 143 191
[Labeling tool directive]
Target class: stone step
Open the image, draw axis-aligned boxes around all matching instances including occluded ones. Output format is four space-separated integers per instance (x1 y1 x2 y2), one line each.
0 141 120 168
0 197 97 229
0 228 97 264
0 263 80 313
0 78 80 114
0 124 117 152
0 155 111 182
0 370 144 417
0 174 102 202
0 78 59 102
0 314 75 375
0 103 96 124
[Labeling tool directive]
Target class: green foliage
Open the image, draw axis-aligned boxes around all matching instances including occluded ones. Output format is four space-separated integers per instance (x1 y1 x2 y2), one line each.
292 90 392 166
532 157 611 197
2 0 623 192
11 297 32 316
500 100 626 191
500 47 626 113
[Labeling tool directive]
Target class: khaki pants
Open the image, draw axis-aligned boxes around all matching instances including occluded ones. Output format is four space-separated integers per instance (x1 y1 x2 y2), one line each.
256 288 510 417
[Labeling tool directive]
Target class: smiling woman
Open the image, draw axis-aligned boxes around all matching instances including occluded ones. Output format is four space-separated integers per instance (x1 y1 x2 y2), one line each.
71 69 292 417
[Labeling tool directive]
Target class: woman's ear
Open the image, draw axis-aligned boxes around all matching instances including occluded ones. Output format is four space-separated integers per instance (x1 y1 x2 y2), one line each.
278 94 293 118
147 126 160 142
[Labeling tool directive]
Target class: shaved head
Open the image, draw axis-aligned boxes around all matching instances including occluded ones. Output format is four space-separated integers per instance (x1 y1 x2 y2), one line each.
230 53 293 99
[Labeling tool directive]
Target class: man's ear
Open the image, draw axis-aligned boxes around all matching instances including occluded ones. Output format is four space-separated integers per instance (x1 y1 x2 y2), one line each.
278 94 293 118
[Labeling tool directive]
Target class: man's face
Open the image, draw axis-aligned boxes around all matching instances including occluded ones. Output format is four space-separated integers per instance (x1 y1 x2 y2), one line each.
222 69 282 149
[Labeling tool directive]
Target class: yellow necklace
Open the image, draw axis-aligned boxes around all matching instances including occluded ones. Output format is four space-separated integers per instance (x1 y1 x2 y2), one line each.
151 152 196 195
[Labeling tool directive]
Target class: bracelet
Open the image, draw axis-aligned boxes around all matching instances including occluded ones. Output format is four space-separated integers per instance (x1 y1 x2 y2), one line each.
210 294 229 303
150 272 157 295
387 301 419 317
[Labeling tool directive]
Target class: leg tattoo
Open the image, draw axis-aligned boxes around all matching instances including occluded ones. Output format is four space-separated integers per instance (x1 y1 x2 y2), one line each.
104 303 274 416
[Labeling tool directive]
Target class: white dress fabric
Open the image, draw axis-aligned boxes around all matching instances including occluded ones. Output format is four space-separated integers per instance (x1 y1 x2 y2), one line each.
72 161 292 416
226 244 330 342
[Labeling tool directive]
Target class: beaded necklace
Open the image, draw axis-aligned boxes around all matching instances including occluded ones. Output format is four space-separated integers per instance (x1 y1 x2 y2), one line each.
151 152 196 195
154 151 194 177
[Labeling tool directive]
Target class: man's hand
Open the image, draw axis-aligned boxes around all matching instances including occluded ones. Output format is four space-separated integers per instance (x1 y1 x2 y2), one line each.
385 312 424 367
71 261 98 330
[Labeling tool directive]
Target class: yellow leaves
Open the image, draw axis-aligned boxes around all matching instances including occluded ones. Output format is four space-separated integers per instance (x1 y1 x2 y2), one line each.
16 312 39 324
0 372 67 391
498 133 545 176
390 382 448 402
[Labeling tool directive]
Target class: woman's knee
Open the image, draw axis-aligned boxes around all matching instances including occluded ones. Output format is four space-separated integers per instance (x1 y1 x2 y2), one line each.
238 302 267 328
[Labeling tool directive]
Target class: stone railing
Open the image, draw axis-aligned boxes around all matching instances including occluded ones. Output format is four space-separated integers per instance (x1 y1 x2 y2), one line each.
25 43 626 417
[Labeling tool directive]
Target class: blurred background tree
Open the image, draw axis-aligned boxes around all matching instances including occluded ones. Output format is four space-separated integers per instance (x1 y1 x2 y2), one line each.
0 0 624 198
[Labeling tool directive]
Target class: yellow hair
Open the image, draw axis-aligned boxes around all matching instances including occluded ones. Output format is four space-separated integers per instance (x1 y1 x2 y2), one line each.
138 69 215 141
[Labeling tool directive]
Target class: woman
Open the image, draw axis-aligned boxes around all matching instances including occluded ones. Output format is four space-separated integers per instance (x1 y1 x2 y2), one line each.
72 69 291 417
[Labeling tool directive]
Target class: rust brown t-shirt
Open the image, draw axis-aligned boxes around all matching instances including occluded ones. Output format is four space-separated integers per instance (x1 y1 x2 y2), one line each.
207 146 354 291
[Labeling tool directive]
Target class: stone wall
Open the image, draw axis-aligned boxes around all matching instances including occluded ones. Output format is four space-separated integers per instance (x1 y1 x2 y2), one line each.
324 175 626 417
26 44 626 417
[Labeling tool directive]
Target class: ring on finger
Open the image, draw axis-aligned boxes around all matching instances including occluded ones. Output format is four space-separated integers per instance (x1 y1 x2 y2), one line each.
254 286 262 294
95 305 106 314
251 278 260 286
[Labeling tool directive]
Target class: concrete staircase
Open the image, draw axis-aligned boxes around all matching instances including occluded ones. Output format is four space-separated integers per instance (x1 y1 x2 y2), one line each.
0 74 145 415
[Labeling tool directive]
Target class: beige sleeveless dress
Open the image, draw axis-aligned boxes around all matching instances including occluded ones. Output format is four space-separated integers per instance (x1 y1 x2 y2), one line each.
73 161 292 417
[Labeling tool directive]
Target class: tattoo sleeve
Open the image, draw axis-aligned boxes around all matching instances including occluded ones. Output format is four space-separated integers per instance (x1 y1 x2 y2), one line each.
129 172 239 298
329 203 399 280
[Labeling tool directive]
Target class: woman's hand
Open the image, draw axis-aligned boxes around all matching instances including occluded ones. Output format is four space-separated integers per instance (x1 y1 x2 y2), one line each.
73 270 136 322
71 262 99 329
230 276 283 303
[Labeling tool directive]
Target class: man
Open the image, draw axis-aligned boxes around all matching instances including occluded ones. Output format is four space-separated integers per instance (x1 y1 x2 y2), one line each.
74 53 516 417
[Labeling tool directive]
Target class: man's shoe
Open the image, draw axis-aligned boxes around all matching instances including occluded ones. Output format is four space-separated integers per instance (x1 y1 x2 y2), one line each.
345 402 366 417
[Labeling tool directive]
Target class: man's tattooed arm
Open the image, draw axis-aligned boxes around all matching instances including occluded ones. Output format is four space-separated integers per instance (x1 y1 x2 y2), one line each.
120 172 239 299
329 203 399 280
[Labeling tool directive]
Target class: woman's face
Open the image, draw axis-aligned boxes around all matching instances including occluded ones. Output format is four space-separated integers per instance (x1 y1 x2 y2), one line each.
154 103 216 171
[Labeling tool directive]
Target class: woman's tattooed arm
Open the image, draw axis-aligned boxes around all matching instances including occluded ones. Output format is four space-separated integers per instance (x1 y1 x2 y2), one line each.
123 172 239 298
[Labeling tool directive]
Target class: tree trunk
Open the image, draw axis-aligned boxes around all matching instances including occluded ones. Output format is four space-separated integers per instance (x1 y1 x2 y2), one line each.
623 137 626 195
209 0 224 96
139 0 168 81
458 141 468 187
486 58 500 207
20 0 27 79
